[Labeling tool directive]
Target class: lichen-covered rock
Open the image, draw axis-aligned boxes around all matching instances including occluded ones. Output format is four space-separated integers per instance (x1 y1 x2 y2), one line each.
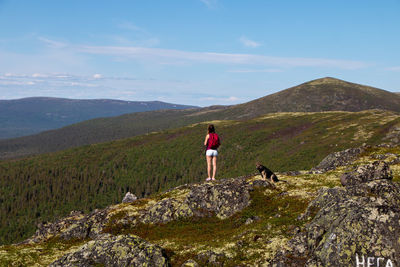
181 259 199 267
312 146 366 173
22 208 110 244
186 178 251 219
140 177 272 223
141 198 193 224
340 161 392 186
50 234 169 267
273 161 400 266
383 125 400 145
196 250 226 266
20 176 274 247
122 192 138 203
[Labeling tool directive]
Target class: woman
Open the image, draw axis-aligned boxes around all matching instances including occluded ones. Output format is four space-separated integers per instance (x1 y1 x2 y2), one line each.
204 124 220 181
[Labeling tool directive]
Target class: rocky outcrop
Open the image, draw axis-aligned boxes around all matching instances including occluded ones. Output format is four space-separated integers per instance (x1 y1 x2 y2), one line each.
273 161 400 266
186 178 251 218
141 177 270 224
21 208 110 244
50 234 169 267
340 160 392 186
122 192 138 203
383 125 400 145
312 146 367 173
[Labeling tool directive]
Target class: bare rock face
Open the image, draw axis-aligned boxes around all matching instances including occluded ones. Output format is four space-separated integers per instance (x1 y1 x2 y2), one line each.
21 208 110 244
186 178 251 219
141 177 268 223
272 161 400 266
340 161 392 186
122 192 138 203
312 146 366 173
50 234 169 267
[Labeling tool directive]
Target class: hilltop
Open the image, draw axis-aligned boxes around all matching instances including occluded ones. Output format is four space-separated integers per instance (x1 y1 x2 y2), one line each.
0 110 399 246
1 140 400 266
1 77 399 160
0 97 198 139
227 77 400 118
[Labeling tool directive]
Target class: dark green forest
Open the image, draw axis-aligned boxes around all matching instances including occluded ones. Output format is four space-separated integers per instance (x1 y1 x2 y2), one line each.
0 110 399 245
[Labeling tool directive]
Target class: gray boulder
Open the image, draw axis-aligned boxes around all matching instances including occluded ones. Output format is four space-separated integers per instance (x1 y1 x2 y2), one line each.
340 160 392 186
122 192 138 203
312 146 366 173
272 161 400 266
50 234 169 267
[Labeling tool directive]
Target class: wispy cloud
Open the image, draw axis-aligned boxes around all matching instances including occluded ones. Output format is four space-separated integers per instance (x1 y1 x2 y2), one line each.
200 0 218 9
37 37 68 49
201 95 240 103
117 22 148 34
75 44 369 70
239 36 261 48
386 66 400 72
228 68 282 73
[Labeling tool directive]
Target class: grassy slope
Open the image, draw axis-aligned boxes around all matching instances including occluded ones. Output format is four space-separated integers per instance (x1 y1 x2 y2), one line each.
1 144 399 266
0 110 399 245
1 77 400 160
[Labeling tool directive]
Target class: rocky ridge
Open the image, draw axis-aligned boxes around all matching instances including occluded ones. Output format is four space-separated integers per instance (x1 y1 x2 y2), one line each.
1 143 400 266
273 160 400 266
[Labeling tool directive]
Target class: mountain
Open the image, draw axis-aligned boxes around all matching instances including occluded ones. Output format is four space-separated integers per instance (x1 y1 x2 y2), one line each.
224 77 400 118
0 110 399 245
0 97 198 139
1 140 399 265
1 77 400 160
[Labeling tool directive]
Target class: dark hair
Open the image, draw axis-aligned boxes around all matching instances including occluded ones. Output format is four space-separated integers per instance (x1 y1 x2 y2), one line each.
208 124 215 133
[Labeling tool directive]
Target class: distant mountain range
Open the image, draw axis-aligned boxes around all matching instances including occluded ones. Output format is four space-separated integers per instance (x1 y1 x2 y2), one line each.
1 77 399 160
0 97 198 139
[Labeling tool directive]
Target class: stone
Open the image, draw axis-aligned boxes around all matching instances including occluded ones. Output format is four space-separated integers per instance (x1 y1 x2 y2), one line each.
196 250 226 266
50 234 169 267
181 259 199 267
122 192 138 203
272 162 400 266
312 146 366 173
20 207 110 244
340 161 392 186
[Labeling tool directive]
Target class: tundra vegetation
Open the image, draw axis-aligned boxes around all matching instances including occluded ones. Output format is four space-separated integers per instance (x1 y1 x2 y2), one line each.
0 142 399 266
0 110 399 246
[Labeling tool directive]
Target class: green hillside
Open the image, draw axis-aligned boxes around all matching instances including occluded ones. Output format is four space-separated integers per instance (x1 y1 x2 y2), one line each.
1 77 400 160
1 110 399 245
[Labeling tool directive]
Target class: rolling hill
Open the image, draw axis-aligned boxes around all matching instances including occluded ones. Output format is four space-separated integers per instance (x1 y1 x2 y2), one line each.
1 77 399 160
0 97 197 139
0 109 399 245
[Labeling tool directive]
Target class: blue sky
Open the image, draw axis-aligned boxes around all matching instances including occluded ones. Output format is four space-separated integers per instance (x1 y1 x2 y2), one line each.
0 0 399 106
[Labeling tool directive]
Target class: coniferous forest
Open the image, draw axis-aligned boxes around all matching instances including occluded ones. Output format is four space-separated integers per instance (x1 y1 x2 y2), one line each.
0 110 399 245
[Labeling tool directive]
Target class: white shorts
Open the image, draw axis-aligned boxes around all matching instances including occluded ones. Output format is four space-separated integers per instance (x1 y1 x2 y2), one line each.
206 149 218 157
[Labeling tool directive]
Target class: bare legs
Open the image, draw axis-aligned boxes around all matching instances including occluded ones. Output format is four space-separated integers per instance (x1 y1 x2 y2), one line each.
206 156 217 180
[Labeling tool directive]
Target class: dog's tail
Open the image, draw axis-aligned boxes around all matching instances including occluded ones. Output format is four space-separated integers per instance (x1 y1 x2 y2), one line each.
272 174 288 183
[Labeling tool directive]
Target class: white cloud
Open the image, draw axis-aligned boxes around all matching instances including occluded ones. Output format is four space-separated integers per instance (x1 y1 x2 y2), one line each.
75 44 369 70
93 74 103 79
201 96 240 103
239 36 261 48
228 68 282 73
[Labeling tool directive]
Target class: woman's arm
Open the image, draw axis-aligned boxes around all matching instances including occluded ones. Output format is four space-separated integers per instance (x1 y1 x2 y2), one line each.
204 134 209 146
